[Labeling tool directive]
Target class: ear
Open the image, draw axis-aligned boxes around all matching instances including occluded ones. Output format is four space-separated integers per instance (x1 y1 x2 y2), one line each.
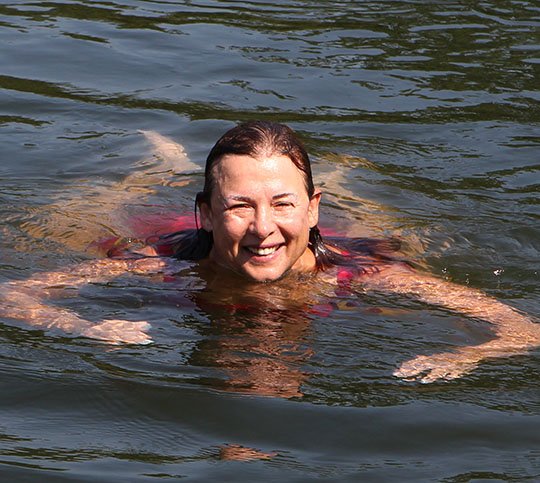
308 190 321 228
198 202 213 232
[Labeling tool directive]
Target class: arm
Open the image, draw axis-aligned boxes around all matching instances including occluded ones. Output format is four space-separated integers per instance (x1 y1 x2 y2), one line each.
365 264 540 383
1 257 171 344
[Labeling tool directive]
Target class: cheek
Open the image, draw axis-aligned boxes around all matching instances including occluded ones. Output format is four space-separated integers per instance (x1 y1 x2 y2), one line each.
216 216 249 243
278 213 311 241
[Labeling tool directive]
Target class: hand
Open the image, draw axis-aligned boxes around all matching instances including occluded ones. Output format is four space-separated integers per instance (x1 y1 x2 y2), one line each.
394 324 538 383
393 349 482 383
81 319 152 345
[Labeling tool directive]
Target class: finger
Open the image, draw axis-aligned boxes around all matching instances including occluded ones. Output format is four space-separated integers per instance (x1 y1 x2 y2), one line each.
421 361 479 383
393 355 431 379
84 320 153 345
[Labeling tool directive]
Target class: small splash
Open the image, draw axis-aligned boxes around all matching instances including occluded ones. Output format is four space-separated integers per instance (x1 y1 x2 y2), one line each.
441 267 449 280
492 268 504 288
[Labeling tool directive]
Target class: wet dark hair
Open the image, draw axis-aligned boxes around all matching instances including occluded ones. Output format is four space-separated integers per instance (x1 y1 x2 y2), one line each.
157 121 350 270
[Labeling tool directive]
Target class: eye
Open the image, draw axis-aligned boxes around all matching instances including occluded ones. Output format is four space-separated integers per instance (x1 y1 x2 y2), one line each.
229 203 252 211
274 201 294 209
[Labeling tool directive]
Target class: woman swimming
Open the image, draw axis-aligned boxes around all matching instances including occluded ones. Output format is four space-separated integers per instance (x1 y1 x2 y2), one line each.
1 121 539 383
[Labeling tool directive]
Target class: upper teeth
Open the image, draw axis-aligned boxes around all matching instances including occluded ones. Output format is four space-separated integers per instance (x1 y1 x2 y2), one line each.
247 246 279 256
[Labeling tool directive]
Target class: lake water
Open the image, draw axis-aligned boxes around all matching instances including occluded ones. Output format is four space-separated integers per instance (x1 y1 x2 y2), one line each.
1 0 539 481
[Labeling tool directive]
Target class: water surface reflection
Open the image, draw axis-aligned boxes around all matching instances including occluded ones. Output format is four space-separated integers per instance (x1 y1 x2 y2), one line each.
1 0 540 481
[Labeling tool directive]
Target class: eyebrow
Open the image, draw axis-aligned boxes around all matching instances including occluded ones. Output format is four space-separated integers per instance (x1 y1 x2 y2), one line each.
225 193 298 203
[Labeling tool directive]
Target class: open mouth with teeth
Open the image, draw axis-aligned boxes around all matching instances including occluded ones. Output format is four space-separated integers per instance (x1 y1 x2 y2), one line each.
244 244 283 257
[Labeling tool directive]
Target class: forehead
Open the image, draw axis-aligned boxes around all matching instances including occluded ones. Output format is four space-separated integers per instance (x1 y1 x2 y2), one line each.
210 154 308 195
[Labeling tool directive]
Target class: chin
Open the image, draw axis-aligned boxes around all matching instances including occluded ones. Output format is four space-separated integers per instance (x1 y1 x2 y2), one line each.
242 266 289 283
243 272 283 283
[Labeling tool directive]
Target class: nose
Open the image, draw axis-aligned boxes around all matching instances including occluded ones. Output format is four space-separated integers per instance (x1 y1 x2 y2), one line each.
249 206 276 239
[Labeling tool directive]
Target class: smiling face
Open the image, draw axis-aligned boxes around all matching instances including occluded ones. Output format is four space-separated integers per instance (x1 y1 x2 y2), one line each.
199 153 321 282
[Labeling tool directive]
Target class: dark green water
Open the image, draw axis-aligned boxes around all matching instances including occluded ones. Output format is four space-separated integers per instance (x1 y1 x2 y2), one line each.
1 1 539 481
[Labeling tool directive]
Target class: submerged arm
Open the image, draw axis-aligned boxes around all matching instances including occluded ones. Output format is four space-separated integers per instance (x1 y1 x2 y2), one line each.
365 264 540 382
1 257 171 344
